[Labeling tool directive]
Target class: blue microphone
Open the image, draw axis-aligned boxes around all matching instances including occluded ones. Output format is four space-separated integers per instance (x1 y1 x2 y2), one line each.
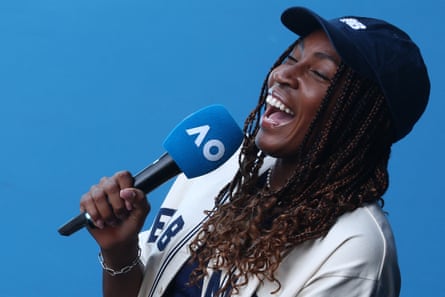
58 105 243 236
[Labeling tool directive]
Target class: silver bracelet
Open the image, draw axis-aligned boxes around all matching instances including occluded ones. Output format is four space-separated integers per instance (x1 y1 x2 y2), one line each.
98 247 141 276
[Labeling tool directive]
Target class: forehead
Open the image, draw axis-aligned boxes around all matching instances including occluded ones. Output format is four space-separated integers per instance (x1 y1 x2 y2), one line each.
293 30 340 61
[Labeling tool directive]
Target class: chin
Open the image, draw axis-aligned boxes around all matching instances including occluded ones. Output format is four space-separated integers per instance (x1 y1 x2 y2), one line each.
255 133 282 157
256 134 305 160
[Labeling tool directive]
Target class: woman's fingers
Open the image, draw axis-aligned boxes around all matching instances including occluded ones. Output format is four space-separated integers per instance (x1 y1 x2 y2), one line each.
101 172 131 222
120 188 151 220
80 171 135 228
80 191 104 229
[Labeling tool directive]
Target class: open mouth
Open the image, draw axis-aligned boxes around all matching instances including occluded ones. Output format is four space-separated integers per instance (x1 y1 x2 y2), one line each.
263 94 295 126
266 95 294 115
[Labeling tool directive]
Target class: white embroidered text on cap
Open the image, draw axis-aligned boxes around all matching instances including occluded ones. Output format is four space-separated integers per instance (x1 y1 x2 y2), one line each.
339 18 367 30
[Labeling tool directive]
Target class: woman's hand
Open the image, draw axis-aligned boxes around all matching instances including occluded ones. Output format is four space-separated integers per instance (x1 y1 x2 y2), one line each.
79 170 151 251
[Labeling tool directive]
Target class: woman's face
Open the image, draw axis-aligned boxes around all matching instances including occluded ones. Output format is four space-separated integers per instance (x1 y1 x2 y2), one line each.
256 30 341 158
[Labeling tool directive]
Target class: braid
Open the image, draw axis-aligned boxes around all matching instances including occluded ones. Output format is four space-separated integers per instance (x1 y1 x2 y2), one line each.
188 43 393 295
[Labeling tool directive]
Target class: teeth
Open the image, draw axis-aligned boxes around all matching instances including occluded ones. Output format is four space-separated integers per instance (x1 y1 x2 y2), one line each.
266 95 294 116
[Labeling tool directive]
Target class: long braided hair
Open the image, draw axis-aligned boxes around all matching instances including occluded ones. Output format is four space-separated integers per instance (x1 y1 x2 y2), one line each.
188 39 394 295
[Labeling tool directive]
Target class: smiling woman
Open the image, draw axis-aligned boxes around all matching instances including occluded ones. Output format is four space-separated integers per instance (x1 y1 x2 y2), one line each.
255 30 340 159
77 6 429 297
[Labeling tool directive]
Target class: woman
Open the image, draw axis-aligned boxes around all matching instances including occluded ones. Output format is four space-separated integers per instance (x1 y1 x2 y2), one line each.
80 7 430 297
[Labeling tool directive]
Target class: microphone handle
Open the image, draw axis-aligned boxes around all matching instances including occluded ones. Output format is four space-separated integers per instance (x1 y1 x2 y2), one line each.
57 153 181 236
133 152 181 193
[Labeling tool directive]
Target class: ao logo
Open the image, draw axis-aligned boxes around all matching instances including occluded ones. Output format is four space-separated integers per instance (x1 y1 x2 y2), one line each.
186 125 225 162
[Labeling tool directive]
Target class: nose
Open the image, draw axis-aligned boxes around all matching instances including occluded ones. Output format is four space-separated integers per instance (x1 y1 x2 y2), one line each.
268 64 300 89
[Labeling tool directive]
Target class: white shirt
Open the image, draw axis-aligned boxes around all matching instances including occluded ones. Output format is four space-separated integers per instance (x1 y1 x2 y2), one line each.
137 152 400 297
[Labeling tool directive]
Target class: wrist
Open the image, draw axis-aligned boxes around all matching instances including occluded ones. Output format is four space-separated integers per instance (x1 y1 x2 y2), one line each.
100 238 140 270
99 246 141 276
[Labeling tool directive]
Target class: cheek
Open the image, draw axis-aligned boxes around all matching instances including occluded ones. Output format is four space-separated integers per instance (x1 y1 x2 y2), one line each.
306 99 323 120
299 85 328 116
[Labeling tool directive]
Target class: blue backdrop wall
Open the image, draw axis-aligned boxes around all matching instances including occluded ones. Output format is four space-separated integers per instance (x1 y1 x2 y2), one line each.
0 0 443 296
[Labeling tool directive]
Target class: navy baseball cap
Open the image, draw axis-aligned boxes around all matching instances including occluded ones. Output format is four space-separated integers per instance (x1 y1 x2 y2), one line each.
281 7 430 142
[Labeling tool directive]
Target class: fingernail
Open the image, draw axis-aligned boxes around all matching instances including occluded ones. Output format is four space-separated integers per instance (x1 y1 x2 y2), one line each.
95 220 105 229
120 189 136 199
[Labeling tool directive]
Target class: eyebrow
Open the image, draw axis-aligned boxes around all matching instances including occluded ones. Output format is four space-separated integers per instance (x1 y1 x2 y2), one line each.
294 38 340 66
315 52 340 66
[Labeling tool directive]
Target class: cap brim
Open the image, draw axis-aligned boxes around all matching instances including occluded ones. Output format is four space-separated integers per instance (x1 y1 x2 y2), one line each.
281 7 327 38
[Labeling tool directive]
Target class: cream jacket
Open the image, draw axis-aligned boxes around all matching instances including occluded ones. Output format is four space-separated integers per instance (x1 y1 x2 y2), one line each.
137 153 400 297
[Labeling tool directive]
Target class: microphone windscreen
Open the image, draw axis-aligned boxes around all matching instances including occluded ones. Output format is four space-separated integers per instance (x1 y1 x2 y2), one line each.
163 105 243 178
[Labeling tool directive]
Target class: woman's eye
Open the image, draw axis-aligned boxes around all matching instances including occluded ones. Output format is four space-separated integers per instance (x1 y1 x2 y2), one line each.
311 70 331 82
283 55 333 83
285 55 298 64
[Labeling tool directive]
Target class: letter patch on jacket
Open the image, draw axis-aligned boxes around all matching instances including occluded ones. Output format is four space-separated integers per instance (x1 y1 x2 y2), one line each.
147 208 176 243
157 215 185 251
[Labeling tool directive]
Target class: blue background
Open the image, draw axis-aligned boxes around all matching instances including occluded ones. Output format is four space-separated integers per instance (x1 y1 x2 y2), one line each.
0 0 443 296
